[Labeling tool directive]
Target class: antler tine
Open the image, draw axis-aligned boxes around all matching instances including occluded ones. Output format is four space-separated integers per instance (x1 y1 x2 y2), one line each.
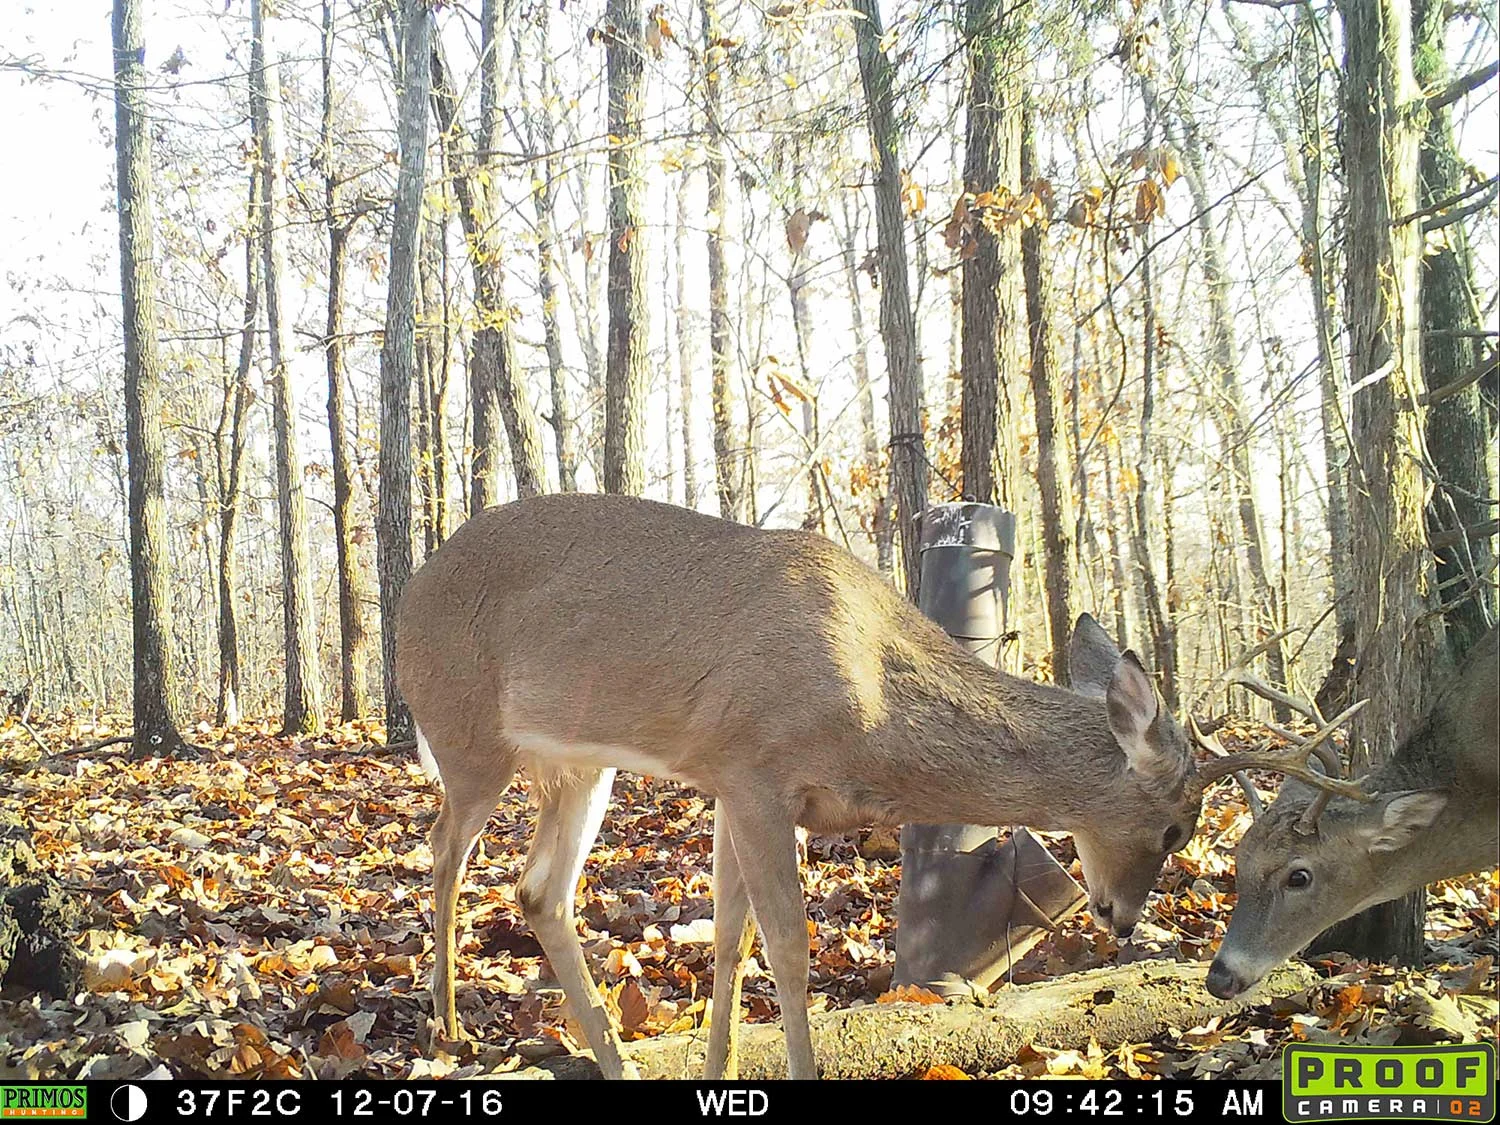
1188 714 1265 817
1262 720 1345 779
1295 789 1335 835
1194 700 1374 804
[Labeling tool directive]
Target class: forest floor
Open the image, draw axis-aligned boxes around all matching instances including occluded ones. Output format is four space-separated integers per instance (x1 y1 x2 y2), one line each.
0 714 1494 1080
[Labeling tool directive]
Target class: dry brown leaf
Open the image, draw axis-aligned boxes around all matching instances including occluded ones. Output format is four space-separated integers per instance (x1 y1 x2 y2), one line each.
919 1064 971 1079
877 984 946 1005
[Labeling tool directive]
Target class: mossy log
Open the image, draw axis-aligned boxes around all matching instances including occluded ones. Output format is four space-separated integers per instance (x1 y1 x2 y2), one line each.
509 958 1318 1080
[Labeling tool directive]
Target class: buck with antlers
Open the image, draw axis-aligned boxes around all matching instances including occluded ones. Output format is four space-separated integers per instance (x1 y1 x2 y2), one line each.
397 493 1209 1079
1198 625 1498 1000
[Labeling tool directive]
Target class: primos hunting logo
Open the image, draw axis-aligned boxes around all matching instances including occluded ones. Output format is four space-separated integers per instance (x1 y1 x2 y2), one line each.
0 1087 87 1119
1284 1043 1495 1122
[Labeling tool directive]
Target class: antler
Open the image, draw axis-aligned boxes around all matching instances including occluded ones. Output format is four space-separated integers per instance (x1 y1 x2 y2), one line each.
1194 699 1375 820
1187 714 1264 817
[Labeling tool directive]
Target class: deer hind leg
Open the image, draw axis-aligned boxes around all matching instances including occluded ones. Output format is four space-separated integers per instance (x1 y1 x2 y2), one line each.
425 735 518 1042
516 767 639 1079
717 797 816 1079
704 801 758 1080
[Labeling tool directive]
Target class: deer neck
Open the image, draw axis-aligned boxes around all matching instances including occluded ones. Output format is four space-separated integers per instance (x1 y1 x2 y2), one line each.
871 639 1119 831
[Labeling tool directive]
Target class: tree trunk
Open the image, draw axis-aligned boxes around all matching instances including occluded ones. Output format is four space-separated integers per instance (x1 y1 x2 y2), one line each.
787 243 825 533
675 175 698 509
1021 107 1073 686
853 0 926 600
433 15 546 509
1291 9 1357 660
603 0 649 497
530 10 578 494
378 0 432 747
322 0 372 723
1313 0 1442 966
958 0 1022 511
251 0 325 736
113 0 188 757
1128 252 1177 708
1158 2 1287 715
1412 0 1496 662
702 0 741 520
216 170 259 729
836 199 893 574
418 212 446 556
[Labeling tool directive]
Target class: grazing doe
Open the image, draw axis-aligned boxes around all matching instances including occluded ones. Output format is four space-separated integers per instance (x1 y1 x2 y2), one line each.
1197 626 1498 999
397 493 1207 1078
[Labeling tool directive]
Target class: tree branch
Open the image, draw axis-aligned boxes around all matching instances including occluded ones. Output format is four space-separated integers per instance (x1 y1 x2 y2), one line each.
1419 354 1498 407
1431 519 1500 551
1426 61 1499 114
1395 174 1498 227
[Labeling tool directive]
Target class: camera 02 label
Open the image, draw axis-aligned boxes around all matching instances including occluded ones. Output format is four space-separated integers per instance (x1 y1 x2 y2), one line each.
1283 1042 1494 1123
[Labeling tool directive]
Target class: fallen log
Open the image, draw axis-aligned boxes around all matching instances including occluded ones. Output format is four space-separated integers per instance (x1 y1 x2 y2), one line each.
505 958 1319 1080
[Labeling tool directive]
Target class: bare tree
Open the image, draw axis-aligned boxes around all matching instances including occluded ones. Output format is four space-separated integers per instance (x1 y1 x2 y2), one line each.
675 174 698 508
1413 0 1496 659
215 170 259 728
112 0 188 756
528 0 579 493
1315 0 1446 965
1022 105 1074 683
603 0 649 497
322 0 371 722
251 0 324 734
702 0 742 520
958 0 1023 510
853 0 925 597
378 0 433 746
432 1 547 508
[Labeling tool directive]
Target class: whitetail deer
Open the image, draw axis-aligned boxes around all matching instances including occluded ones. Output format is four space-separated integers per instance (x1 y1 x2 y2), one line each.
396 493 1207 1079
1198 625 1498 999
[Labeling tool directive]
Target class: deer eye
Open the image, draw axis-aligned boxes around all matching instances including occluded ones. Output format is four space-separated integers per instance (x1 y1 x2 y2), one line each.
1162 825 1183 851
1286 868 1312 890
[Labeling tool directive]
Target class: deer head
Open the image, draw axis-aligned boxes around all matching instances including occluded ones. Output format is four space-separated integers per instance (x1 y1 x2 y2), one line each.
1065 614 1201 936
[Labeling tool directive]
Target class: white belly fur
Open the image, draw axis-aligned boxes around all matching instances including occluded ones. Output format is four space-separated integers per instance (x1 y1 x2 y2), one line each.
506 726 681 783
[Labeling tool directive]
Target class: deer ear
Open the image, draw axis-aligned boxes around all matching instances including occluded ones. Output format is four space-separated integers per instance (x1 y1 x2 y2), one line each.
1361 791 1448 854
1105 651 1165 774
1069 613 1122 698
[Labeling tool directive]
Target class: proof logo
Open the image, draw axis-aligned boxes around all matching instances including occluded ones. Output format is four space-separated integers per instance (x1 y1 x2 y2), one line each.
1284 1043 1495 1122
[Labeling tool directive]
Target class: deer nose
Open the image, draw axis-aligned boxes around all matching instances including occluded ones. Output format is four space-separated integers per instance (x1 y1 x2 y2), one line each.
1205 960 1245 999
1091 898 1113 922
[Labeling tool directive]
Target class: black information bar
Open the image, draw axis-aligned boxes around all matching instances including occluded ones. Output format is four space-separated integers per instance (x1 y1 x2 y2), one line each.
6 1080 1284 1125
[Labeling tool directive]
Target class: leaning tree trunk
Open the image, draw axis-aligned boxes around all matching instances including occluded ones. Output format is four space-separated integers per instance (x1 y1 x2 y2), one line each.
112 0 187 757
1021 105 1074 685
322 0 372 723
430 32 546 505
1129 251 1177 708
603 0 649 497
1314 0 1443 966
530 7 579 494
853 0 926 600
836 197 893 573
958 0 1022 511
1159 0 1287 716
216 169 259 728
674 175 698 509
251 0 325 735
378 0 432 747
1412 0 1496 661
702 0 741 520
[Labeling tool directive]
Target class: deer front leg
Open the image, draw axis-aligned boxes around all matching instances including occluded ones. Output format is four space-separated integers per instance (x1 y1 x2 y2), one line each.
704 802 758 1079
718 797 817 1079
516 768 640 1079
